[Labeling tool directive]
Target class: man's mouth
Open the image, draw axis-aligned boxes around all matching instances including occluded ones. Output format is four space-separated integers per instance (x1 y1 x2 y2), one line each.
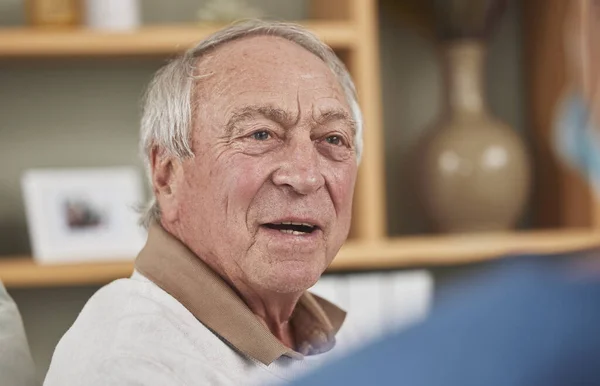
263 222 319 235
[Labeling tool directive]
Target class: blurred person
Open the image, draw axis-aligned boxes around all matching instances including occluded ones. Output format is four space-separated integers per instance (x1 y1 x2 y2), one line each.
0 280 38 386
44 19 360 386
289 1 600 385
291 255 600 386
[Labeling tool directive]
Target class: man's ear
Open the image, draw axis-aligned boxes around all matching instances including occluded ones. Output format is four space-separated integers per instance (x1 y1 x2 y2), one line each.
150 147 181 223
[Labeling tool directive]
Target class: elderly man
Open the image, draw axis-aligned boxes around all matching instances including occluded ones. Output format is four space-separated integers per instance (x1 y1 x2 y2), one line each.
44 19 360 385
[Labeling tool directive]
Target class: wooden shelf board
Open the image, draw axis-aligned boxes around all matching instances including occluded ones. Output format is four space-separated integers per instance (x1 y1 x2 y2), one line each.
0 257 134 288
2 229 599 288
335 228 600 270
0 21 356 58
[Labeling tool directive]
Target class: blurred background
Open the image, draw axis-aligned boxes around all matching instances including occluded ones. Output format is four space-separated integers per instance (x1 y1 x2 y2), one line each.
0 0 595 382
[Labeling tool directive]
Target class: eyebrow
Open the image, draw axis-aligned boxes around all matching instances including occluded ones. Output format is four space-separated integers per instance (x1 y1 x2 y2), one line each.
225 104 357 136
225 105 296 136
314 109 357 135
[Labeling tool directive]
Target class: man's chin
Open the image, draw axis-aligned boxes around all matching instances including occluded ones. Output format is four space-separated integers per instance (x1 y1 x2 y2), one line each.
248 259 326 294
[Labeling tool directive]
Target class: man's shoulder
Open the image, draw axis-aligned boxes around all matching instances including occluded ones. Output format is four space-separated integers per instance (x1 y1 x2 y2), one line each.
44 272 228 384
56 271 211 348
58 272 189 336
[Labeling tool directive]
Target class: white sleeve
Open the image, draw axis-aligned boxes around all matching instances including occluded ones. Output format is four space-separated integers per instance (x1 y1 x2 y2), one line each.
0 280 38 386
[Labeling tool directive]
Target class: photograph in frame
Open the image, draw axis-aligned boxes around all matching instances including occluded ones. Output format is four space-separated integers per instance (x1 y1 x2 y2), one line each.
21 166 146 264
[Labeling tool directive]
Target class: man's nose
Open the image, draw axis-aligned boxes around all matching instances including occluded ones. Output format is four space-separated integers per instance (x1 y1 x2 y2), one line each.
272 139 325 195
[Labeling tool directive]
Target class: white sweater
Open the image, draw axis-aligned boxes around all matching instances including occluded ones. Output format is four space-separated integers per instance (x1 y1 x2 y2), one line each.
0 281 38 386
43 272 339 386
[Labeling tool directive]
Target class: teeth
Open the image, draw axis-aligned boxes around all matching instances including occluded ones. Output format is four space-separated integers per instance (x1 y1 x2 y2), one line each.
278 229 308 235
277 222 315 228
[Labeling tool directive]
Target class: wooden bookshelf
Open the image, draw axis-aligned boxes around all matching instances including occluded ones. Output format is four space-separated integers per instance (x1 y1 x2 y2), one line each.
0 0 388 289
0 21 357 58
2 229 599 288
2 0 598 290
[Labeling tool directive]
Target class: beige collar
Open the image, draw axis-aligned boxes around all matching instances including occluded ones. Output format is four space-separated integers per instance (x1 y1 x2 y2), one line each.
134 222 346 365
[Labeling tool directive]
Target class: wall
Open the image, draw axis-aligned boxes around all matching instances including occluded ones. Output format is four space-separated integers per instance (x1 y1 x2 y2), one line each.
0 0 525 381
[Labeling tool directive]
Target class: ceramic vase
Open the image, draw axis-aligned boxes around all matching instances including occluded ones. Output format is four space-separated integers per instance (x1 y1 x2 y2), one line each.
417 40 531 233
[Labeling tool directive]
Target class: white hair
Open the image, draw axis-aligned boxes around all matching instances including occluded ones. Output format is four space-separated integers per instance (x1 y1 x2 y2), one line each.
139 19 364 228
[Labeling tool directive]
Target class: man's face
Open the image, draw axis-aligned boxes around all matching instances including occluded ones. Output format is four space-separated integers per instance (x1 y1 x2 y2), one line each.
171 36 357 293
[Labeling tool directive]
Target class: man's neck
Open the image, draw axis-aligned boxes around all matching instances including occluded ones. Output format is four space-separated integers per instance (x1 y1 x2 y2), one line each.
231 279 302 349
161 220 304 349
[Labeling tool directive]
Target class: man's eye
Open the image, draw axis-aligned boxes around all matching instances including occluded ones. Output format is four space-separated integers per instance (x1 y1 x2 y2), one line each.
325 135 343 146
251 131 271 141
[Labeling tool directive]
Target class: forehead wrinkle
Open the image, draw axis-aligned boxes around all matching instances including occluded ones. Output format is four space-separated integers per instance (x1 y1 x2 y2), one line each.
191 36 352 137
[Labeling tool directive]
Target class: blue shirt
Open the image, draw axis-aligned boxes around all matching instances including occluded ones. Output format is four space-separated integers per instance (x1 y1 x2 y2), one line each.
291 255 600 386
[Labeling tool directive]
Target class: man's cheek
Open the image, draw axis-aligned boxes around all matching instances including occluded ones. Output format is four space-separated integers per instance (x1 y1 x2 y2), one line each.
230 172 261 201
219 172 265 231
231 160 271 197
329 171 357 210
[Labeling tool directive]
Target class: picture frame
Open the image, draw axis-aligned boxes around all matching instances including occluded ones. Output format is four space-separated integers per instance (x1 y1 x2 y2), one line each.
21 166 147 264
